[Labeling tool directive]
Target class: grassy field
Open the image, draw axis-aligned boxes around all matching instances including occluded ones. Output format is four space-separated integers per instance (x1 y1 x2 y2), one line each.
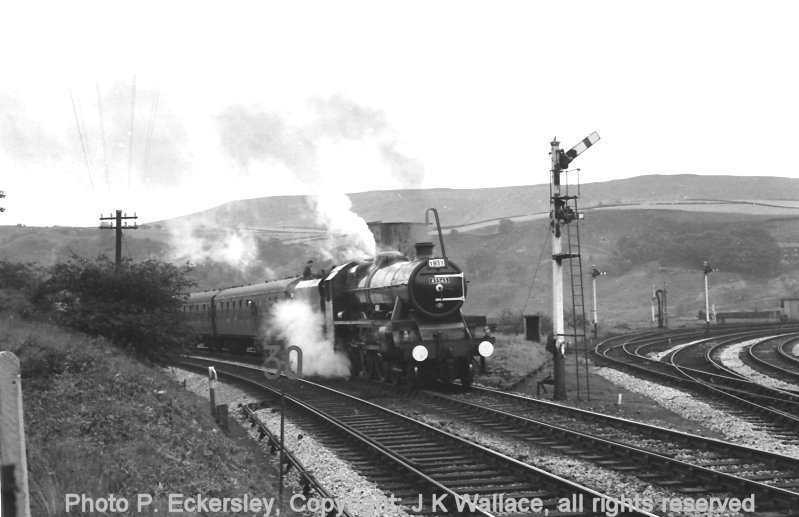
0 314 297 517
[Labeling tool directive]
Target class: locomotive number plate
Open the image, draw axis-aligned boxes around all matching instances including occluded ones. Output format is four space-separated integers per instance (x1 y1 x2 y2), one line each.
428 259 446 268
429 277 450 284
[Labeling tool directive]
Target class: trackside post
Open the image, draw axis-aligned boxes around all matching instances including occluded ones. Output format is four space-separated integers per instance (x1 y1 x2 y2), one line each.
0 352 31 517
208 366 217 417
263 346 304 508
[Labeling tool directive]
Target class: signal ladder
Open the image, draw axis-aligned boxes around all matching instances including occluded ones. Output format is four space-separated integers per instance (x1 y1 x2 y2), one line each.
559 182 591 401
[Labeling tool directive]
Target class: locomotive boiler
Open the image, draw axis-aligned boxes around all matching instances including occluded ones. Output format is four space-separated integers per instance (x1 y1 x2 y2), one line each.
182 211 494 387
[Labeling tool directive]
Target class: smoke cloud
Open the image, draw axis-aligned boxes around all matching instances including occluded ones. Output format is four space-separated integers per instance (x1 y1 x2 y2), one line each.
214 94 424 189
214 104 317 181
309 192 376 262
204 93 424 269
165 214 270 273
264 299 350 378
0 89 67 162
307 94 424 187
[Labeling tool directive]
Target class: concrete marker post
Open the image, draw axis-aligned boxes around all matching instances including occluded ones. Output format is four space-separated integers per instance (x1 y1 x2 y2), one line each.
0 352 31 517
208 367 217 418
216 404 229 433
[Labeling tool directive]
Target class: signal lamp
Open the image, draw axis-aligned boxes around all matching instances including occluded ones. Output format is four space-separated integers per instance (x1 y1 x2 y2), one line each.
478 341 494 358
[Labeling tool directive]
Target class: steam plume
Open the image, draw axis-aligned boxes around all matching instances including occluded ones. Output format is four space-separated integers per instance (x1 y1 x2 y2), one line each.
265 299 350 378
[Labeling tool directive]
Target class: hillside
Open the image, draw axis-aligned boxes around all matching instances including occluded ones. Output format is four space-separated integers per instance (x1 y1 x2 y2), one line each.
149 174 799 229
3 174 799 332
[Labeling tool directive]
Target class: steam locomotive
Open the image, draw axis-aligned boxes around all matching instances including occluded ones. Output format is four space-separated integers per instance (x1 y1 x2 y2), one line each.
181 217 494 387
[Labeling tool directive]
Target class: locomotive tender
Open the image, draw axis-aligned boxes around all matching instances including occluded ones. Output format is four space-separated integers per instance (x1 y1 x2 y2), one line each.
182 217 494 387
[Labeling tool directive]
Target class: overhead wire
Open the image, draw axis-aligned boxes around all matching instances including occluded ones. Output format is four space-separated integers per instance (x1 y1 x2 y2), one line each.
127 74 137 188
96 81 111 187
121 231 134 260
141 85 160 175
521 220 551 317
68 88 94 188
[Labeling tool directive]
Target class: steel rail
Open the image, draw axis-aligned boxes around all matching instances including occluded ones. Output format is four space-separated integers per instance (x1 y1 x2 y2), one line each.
176 358 495 517
177 357 658 517
239 404 355 517
747 335 799 382
415 387 799 514
594 329 799 430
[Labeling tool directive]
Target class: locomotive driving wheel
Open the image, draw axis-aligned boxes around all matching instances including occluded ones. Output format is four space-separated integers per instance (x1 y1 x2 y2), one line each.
349 349 363 380
388 361 403 386
404 363 420 389
458 358 476 388
360 351 375 380
375 355 389 382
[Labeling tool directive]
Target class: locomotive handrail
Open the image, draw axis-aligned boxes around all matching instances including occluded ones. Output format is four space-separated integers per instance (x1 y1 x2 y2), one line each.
424 208 447 260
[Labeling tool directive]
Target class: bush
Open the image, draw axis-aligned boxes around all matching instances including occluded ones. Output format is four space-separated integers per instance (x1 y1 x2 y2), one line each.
497 308 524 335
33 256 195 358
0 260 42 316
0 288 34 316
0 259 42 291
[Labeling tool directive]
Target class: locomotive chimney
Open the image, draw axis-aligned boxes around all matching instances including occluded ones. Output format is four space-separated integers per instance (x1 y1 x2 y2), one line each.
414 242 435 260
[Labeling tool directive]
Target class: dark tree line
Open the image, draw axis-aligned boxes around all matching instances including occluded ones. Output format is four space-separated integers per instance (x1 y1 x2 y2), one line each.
617 223 781 276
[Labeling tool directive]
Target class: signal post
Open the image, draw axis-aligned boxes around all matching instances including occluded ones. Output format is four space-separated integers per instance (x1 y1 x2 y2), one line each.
549 138 568 401
703 260 718 333
547 133 599 401
589 265 606 338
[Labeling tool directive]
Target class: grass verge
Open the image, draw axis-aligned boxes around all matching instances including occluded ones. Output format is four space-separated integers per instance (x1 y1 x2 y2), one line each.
0 314 295 516
477 332 548 389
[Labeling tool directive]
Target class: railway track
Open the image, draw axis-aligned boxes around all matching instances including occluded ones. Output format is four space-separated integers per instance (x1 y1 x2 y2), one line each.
176 356 658 517
745 335 799 386
239 404 356 517
594 327 799 439
323 379 799 516
177 355 799 516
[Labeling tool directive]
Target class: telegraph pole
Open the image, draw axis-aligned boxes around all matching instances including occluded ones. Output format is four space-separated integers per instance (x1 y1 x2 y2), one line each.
548 132 599 401
99 210 138 267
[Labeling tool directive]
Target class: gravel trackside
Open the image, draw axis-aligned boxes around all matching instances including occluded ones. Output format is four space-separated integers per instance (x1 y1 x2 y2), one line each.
166 367 409 517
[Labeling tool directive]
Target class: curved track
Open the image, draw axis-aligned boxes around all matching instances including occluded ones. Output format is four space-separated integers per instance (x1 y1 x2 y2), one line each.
177 356 659 517
746 335 799 385
594 326 799 439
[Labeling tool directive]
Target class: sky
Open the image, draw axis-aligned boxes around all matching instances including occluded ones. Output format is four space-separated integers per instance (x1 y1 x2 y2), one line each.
1 1 798 227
